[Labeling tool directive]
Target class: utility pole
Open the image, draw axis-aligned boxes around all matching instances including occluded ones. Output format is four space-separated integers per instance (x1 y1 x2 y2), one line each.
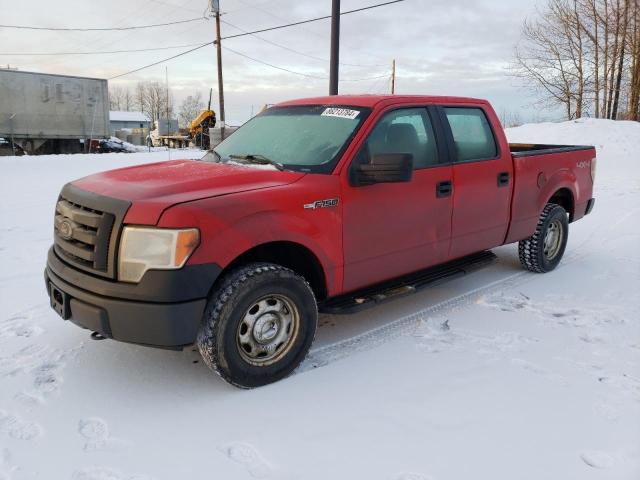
211 0 226 141
329 0 340 95
391 59 396 94
166 66 171 160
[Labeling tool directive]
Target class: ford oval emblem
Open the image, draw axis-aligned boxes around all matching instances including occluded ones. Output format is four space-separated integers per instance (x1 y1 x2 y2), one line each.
58 219 73 240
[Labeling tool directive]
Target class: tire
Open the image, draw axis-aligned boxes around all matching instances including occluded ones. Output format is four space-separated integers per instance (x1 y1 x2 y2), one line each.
197 263 318 388
518 203 569 273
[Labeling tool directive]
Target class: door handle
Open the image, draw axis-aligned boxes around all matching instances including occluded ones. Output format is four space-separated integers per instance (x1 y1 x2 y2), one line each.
497 171 510 187
436 180 452 198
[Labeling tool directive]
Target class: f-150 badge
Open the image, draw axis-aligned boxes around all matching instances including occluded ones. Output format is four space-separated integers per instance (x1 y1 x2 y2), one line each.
304 198 339 210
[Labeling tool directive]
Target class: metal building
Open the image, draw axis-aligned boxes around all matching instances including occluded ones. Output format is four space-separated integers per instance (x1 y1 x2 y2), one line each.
109 111 151 135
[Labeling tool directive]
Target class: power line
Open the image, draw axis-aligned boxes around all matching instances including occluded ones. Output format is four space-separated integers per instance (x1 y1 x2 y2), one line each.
230 0 387 65
1 1 407 59
0 42 208 56
2 0 407 34
107 0 407 79
222 46 327 79
222 46 390 82
220 18 382 68
109 42 213 79
221 0 406 41
106 41 390 82
0 16 206 32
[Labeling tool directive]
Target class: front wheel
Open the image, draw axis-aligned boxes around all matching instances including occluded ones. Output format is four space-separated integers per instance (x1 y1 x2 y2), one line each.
518 203 569 273
197 263 318 388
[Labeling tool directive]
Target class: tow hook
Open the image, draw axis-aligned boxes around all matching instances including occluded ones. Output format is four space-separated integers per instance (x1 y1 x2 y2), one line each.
90 331 107 341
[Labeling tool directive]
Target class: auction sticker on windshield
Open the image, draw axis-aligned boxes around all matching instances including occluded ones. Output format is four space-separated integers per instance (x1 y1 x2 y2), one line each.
321 108 360 119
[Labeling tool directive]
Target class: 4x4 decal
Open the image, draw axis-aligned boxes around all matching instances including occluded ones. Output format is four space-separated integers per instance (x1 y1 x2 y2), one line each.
304 198 339 210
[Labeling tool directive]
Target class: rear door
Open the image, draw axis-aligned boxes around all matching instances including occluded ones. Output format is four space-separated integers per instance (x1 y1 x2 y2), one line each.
341 106 453 292
438 106 513 258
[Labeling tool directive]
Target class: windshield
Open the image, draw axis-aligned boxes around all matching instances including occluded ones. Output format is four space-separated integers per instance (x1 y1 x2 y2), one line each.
204 105 370 173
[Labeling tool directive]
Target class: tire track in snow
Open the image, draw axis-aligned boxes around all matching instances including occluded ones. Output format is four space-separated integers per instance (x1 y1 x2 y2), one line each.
300 271 530 372
299 204 640 373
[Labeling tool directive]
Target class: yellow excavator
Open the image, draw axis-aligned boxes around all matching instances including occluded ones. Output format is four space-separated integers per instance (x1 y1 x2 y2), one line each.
189 89 217 149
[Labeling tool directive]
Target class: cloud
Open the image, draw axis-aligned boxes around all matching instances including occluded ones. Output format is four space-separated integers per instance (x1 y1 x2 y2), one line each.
0 0 559 124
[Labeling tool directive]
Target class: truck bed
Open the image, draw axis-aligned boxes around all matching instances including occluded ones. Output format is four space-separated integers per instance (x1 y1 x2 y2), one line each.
506 143 596 244
510 143 594 157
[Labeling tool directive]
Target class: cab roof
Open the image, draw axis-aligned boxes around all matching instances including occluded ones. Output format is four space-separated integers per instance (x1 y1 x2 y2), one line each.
276 94 488 109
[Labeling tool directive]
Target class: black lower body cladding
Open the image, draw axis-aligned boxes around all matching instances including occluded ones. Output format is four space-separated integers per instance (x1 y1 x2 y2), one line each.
585 198 596 215
45 247 222 349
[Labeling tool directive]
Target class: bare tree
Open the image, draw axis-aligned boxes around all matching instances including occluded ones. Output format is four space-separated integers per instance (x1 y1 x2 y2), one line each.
135 81 174 123
513 1 582 118
611 0 630 118
499 109 523 128
123 89 134 112
178 92 205 127
134 83 147 117
630 0 640 119
108 86 126 111
513 0 640 120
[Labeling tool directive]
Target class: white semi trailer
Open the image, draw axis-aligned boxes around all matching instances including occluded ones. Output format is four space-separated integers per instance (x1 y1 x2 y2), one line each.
0 69 109 155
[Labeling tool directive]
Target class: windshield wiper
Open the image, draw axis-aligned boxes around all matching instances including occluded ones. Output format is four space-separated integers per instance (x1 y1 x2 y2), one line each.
228 154 285 171
201 150 222 163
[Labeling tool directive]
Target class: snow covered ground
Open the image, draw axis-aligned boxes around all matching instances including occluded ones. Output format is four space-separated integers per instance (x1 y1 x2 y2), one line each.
0 121 638 480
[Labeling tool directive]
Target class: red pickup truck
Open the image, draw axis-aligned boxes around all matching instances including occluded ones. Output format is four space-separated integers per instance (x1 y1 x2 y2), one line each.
45 95 595 387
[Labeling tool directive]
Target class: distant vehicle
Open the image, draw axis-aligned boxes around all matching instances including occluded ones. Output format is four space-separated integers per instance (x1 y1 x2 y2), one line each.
90 138 133 154
146 90 217 150
0 69 109 155
45 95 596 388
146 118 190 149
188 88 217 149
0 137 25 156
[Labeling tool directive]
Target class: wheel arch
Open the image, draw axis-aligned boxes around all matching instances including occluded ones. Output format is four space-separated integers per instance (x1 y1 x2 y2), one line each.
215 241 328 301
546 187 575 221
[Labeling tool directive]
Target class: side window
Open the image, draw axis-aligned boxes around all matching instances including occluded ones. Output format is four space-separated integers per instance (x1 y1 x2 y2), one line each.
444 107 497 162
356 108 439 169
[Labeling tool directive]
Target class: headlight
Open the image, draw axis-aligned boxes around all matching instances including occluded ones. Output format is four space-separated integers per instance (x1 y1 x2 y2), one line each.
118 227 200 283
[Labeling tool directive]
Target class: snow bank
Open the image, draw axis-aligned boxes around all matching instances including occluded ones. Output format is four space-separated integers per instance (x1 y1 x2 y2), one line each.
507 118 639 179
0 120 639 480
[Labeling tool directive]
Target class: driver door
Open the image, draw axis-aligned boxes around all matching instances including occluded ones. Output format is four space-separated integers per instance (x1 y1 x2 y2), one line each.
341 107 453 292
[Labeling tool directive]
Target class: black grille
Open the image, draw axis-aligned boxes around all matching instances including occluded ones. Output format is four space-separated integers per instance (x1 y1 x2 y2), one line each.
54 198 115 272
52 183 130 279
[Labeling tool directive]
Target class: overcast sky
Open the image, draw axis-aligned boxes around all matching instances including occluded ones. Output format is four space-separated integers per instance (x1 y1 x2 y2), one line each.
0 0 555 125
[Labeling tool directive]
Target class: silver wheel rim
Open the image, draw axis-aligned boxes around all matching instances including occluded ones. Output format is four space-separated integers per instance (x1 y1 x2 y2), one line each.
236 294 300 366
543 219 563 260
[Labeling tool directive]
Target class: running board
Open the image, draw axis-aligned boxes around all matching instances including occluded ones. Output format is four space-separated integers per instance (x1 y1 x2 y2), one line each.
319 251 497 314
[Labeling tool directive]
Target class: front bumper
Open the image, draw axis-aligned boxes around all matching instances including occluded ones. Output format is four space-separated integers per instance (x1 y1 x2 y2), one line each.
45 247 221 349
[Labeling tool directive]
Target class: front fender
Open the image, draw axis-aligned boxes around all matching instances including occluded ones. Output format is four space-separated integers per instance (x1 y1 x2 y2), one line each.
157 177 343 295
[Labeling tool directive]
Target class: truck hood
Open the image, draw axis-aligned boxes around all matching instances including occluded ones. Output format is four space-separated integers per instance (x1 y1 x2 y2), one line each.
72 159 305 224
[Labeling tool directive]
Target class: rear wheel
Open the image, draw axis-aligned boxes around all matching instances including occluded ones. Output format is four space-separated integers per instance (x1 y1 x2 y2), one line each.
518 203 569 273
197 263 317 388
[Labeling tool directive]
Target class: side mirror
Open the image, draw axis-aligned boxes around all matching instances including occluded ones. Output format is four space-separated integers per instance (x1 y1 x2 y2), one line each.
350 153 413 186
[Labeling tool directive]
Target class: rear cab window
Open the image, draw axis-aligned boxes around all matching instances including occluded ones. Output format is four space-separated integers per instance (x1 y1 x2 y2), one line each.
443 107 498 162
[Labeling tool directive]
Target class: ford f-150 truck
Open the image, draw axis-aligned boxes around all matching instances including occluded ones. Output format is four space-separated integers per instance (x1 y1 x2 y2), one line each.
45 95 596 388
